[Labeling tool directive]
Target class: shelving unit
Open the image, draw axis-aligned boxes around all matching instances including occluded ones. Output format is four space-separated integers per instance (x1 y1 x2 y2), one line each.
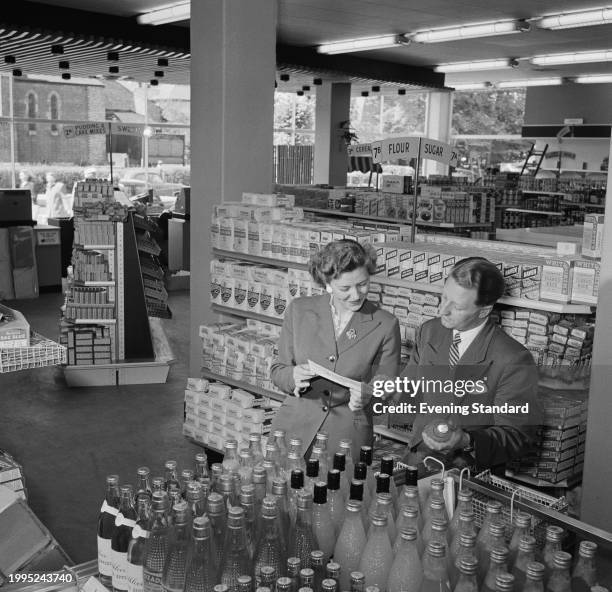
211 304 283 325
505 208 564 216
212 248 309 270
200 369 285 402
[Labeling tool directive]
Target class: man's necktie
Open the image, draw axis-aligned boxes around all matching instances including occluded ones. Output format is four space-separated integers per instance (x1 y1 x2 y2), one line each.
449 332 461 366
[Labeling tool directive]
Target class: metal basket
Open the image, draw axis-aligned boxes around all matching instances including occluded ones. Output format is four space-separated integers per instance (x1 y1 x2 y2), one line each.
0 332 66 373
467 469 568 546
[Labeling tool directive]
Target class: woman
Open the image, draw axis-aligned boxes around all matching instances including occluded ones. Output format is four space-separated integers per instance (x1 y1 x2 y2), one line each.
19 170 36 204
44 172 70 219
270 239 401 459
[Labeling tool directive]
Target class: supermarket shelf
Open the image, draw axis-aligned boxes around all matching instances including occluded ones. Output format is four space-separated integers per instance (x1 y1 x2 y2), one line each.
374 425 412 444
505 470 582 489
63 359 170 386
211 304 283 325
73 280 116 287
212 248 309 270
542 168 606 174
372 274 595 313
505 208 564 216
200 368 286 402
560 201 605 209
71 318 117 324
77 244 115 250
521 190 567 196
302 207 492 228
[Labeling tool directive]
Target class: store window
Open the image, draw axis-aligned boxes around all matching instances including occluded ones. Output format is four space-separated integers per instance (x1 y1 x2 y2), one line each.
26 91 37 134
48 92 60 134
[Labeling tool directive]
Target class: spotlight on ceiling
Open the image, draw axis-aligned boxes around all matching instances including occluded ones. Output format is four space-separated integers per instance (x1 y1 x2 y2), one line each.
361 91 369 97
154 70 164 77
107 52 119 62
313 78 323 85
62 72 71 80
51 45 64 55
109 66 119 74
280 74 290 82
4 55 16 65
150 79 159 86
12 69 22 77
59 61 70 70
157 58 169 67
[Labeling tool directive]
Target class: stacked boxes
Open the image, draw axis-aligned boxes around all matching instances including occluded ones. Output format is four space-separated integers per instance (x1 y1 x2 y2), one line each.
182 378 281 450
74 220 115 247
73 180 128 222
582 214 604 259
72 250 113 282
0 450 26 500
200 320 282 393
59 321 113 365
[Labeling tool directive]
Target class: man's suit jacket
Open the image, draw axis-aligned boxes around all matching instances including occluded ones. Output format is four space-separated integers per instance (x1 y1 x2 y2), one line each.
270 294 401 459
402 317 540 469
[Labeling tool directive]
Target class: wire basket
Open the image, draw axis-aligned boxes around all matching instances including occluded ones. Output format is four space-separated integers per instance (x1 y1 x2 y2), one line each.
0 332 66 373
467 469 568 546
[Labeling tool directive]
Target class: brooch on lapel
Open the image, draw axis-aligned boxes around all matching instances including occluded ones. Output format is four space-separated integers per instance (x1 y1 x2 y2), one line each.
346 329 357 340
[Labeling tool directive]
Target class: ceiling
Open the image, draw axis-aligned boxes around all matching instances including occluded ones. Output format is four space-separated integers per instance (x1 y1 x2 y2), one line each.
3 0 612 90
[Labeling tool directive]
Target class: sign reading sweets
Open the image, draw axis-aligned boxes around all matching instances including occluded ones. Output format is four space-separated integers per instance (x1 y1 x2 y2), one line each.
113 124 144 136
63 123 107 138
346 143 373 157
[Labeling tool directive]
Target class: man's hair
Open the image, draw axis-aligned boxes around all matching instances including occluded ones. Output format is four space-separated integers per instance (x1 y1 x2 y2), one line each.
309 239 377 287
450 257 505 306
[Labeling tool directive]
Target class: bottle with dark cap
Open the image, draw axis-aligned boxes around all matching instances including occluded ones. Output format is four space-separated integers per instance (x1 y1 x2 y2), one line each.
379 457 398 504
312 483 336 561
358 514 393 590
353 463 371 520
289 470 305 527
310 447 329 480
326 470 344 535
219 507 252 592
334 501 367 591
368 474 391 525
333 453 350 500
387 527 422 592
305 459 320 494
572 541 598 592
184 516 216 592
359 447 376 493
290 491 315 569
338 440 355 487
143 491 171 592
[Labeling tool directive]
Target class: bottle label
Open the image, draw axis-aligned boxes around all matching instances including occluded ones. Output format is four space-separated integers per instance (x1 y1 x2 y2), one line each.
127 562 144 592
112 549 128 591
132 524 150 539
97 536 113 577
101 500 119 516
143 570 163 592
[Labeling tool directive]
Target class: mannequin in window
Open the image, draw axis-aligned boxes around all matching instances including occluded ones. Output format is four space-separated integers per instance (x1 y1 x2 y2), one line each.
45 172 70 218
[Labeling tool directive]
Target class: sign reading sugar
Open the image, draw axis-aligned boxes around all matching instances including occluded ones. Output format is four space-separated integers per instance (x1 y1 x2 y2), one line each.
420 138 453 165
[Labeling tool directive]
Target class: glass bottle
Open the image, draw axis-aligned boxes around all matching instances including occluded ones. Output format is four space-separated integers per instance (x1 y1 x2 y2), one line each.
167 484 183 522
430 520 452 573
476 501 503 561
326 470 345 536
289 470 305 526
508 513 531 568
334 500 367 592
321 579 337 592
495 573 515 592
482 546 510 592
271 478 292 546
421 541 451 592
369 493 397 544
314 432 331 465
395 506 424 558
162 501 191 592
278 578 294 592
127 493 152 592
143 491 171 592
312 483 336 562
300 568 315 589
151 478 165 493
207 492 227 571
350 572 365 592
287 452 305 482
265 441 281 468
287 557 302 592
422 500 449 548
223 439 241 474
184 516 216 592
449 533 477 591
306 459 320 494
572 541 598 592
480 523 507 580
254 497 284 586
398 486 423 533
423 480 448 526
220 473 239 510
349 480 368 531
453 556 479 592
290 490 316 569
136 467 152 499
98 474 120 588
333 453 350 500
181 470 195 498
273 429 289 474
311 550 326 592
547 552 572 592
370 474 391 516
326 562 341 587
260 566 277 591
237 576 253 592
239 485 257 561
311 447 330 480
195 451 210 483
358 513 393 591
288 438 305 465
523 562 545 592
211 464 224 492
186 481 206 519
449 490 473 543
219 507 252 592
379 457 399 505
450 513 477 565
511 536 536 591
249 433 265 468
359 447 376 494
253 466 268 515
239 448 254 488
164 461 180 491
542 526 564 580
263 459 280 495
353 463 372 521
338 440 355 483
215 586 230 592
112 484 137 592
387 527 423 592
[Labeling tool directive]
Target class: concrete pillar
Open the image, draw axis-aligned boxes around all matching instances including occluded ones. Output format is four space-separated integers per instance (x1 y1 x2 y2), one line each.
423 91 453 176
190 0 276 373
580 135 612 530
313 82 351 186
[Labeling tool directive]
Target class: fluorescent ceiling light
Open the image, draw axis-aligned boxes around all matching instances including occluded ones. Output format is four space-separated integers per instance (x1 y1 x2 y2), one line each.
497 77 562 88
317 34 409 55
412 20 528 43
531 50 612 65
435 59 516 73
451 82 491 90
137 1 190 25
538 7 612 30
575 73 612 83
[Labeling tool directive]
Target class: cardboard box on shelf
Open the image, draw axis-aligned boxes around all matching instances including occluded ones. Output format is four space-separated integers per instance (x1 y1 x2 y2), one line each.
582 213 604 259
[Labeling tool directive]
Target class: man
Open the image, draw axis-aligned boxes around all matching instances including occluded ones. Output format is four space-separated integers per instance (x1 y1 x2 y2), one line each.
398 256 540 472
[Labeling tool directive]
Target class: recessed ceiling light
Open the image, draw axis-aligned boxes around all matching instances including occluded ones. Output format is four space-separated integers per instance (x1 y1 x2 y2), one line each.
280 74 290 82
313 78 323 85
302 85 310 91
59 61 70 70
157 58 169 67
107 52 119 62
297 90 304 96
51 45 64 55
398 89 406 95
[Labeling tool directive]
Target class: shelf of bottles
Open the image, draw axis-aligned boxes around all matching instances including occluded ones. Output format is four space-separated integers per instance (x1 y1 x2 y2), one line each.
97 437 612 592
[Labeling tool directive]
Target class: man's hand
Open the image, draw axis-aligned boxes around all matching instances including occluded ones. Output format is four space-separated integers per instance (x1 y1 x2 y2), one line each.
422 426 470 452
349 382 371 411
292 364 316 396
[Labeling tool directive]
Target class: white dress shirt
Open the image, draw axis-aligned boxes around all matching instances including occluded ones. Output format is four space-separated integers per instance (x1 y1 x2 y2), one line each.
454 320 487 360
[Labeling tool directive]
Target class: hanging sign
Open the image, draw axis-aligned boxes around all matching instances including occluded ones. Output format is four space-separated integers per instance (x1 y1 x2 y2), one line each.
419 137 454 165
112 124 144 136
371 136 420 163
63 123 107 138
347 143 373 157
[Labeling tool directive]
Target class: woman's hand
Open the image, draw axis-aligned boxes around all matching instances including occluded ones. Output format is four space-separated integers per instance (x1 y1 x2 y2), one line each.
292 363 316 396
349 382 372 411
